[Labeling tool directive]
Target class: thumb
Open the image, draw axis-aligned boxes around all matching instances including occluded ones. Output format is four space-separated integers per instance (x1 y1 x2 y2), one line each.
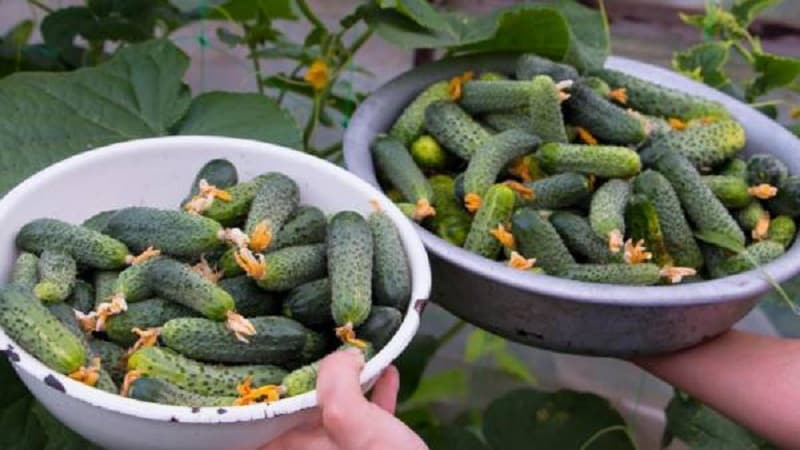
316 348 374 443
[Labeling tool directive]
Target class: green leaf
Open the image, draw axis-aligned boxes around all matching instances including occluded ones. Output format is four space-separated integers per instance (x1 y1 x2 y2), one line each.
420 426 489 450
731 0 782 27
789 123 800 137
693 231 747 253
260 0 296 20
261 75 357 116
0 358 29 410
5 20 34 47
748 52 800 100
483 388 635 450
365 8 460 49
494 350 537 384
680 12 707 31
664 392 776 449
554 0 610 72
216 27 244 47
0 397 46 450
210 0 295 21
40 7 95 51
464 329 505 363
400 369 467 411
673 42 731 89
31 402 98 450
394 334 440 402
377 0 457 38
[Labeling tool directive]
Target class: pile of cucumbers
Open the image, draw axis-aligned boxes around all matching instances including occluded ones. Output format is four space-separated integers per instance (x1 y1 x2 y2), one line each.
0 159 411 407
374 53 799 285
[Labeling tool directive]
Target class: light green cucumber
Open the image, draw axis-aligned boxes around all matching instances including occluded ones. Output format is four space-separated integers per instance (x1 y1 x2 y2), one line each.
128 377 235 407
463 129 540 201
251 244 328 291
564 83 647 145
395 203 418 220
81 210 117 233
747 154 788 186
270 206 327 251
16 218 130 269
356 306 402 351
89 339 126 385
463 184 516 259
529 75 569 143
521 173 594 210
218 276 281 317
625 194 672 266
718 241 785 275
283 278 332 328
737 201 768 233
649 119 745 169
424 100 491 160
516 53 578 82
719 158 748 179
200 174 272 226
372 136 435 219
512 208 575 273
428 175 472 246
460 80 536 114
105 298 197 347
66 280 95 314
111 256 162 303
244 173 300 251
589 180 631 247
767 215 796 248
482 110 533 134
181 158 239 206
282 343 374 398
767 175 800 217
218 248 244 278
389 80 450 145
556 263 662 285
34 250 77 303
145 258 236 321
537 143 641 178
328 212 373 328
93 270 119 308
369 211 411 311
702 175 751 208
550 211 612 264
582 76 610 97
410 134 448 170
479 71 508 81
11 252 38 291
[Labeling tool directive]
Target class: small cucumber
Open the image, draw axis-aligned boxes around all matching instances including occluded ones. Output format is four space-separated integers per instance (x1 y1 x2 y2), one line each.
564 83 647 145
747 154 788 186
702 175 751 208
201 174 272 226
218 248 244 278
625 194 672 266
283 278 332 328
369 211 411 311
81 210 117 233
460 80 535 114
328 212 373 328
767 215 796 248
89 339 126 385
270 206 327 251
483 111 533 134
389 80 450 145
463 184 516 259
112 257 161 303
767 175 800 217
0 285 85 374
128 377 235 407
718 241 785 275
463 129 540 201
218 276 281 317
537 143 641 178
512 208 575 273
550 211 612 264
372 136 435 220
252 244 328 291
66 280 95 314
127 346 286 397
244 173 300 252
516 53 578 82
93 270 120 308
529 75 569 143
11 252 38 291
737 200 769 233
105 207 223 259
182 158 239 206
582 76 610 97
424 100 491 160
16 218 130 269
356 306 402 351
282 343 374 398
589 180 631 249
557 263 662 285
719 158 748 179
410 135 448 170
428 175 472 247
479 72 508 81
649 119 745 169
106 298 197 347
145 258 235 321
34 250 77 303
521 173 594 210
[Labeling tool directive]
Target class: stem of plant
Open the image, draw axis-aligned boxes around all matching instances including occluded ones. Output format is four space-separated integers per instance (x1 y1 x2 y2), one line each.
248 45 264 95
278 64 305 105
27 0 53 13
578 425 634 450
436 320 467 347
297 0 327 32
732 41 755 64
303 92 323 151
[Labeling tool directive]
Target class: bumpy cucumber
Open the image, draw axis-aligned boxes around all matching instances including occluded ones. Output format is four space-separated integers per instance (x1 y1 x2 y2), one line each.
625 194 672 266
718 241 785 275
128 377 235 407
283 278 332 328
282 343 374 398
218 276 281 317
34 250 77 303
93 270 119 308
537 143 641 178
767 175 800 217
483 111 533 134
16 218 130 269
389 80 450 145
201 174 271 226
564 83 647 145
589 180 631 246
161 316 321 365
244 173 300 251
0 285 85 374
271 206 327 251
649 119 745 169
516 53 578 82
747 154 788 186
112 257 161 303
767 215 796 248
424 100 491 160
557 263 662 285
127 346 286 397
106 298 197 347
700 243 732 279
369 211 411 311
356 306 402 351
592 68 728 120
218 248 244 277
372 136 435 216
253 244 327 291
460 80 536 114
582 76 610 97
719 158 748 179
737 200 768 233
464 129 540 200
702 175 751 208
463 184 516 259
66 280 95 314
105 207 223 259
182 158 238 206
633 170 704 268
550 211 612 264
81 210 117 233
521 172 593 210
11 252 38 290
479 72 508 81
512 208 575 273
410 134 448 170
528 75 568 143
428 175 472 246
145 258 235 320
89 339 126 385
328 212 373 328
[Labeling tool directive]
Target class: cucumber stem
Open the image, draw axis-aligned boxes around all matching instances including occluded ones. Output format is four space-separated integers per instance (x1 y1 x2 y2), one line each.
121 369 143 397
335 323 367 349
125 246 162 266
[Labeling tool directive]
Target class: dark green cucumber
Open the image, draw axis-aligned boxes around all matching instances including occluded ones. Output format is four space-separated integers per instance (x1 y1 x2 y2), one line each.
512 208 575 273
702 175 751 208
550 211 612 264
482 111 533 134
390 80 450 145
589 180 631 246
463 129 540 200
93 270 119 308
244 173 300 251
747 154 788 186
648 119 745 169
11 252 38 290
767 175 800 217
16 218 130 269
516 53 578 82
718 241 785 275
582 76 610 97
372 136 435 218
564 83 647 145
282 343 374 398
218 248 244 277
66 280 95 314
253 244 327 291
719 158 748 179
161 316 321 365
128 377 235 407
145 258 235 320
529 75 568 143
356 306 402 351
218 276 281 317
369 211 411 311
182 158 239 206
105 207 223 259
767 215 796 248
201 174 272 226
283 278 332 328
410 134 448 170
633 170 704 268
424 100 491 160
328 212 373 328
0 285 85 374
34 250 77 303
105 298 197 347
112 256 162 303
537 143 641 178
127 346 286 397
271 206 327 251
737 201 768 233
700 243 732 279
557 263 661 285
521 173 593 210
89 339 126 385
428 175 472 247
625 194 672 266
463 184 516 259
82 210 117 233
460 80 535 114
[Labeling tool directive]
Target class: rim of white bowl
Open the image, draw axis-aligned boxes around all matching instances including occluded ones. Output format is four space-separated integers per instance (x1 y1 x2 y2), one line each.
0 136 431 424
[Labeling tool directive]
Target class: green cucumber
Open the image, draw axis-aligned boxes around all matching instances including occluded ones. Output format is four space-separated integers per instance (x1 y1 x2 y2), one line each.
718 241 785 275
701 175 751 208
582 76 610 97
516 53 578 82
424 100 491 160
737 200 768 233
529 75 568 143
372 136 435 219
428 175 472 246
767 175 800 217
200 174 272 226
218 248 244 277
747 154 788 186
549 211 612 264
589 180 631 248
82 210 117 233
648 119 745 169
389 80 450 145
218 276 281 317
719 158 748 179
271 206 327 251
112 257 161 303
105 207 223 259
283 278 332 328
463 129 540 201
479 72 508 81
328 212 373 328
537 143 641 178
16 218 130 269
252 244 327 291
93 270 119 308
557 263 661 285
482 111 533 134
395 203 417 220
105 298 197 347
369 211 411 311
89 339 126 385
34 250 77 303
463 184 516 259
700 243 732 279
564 83 647 145
128 377 235 407
66 280 95 314
282 343 374 398
767 215 796 248
127 346 286 397
11 252 38 290
244 173 300 251
182 158 238 206
460 80 535 114
625 194 672 266
521 173 593 210
512 208 575 273
410 134 448 170
356 306 402 351
145 258 235 320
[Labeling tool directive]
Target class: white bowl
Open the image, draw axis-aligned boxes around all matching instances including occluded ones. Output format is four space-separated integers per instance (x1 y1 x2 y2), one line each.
0 136 431 450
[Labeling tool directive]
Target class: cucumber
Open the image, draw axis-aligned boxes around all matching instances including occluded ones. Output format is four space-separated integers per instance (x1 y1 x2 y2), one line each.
516 53 578 82
463 129 540 201
105 207 223 259
582 76 610 97
591 68 728 120
82 210 117 233
719 158 748 179
589 180 631 250
66 280 95 314
747 154 788 186
105 298 197 347
145 258 235 321
648 119 745 169
625 194 672 266
112 257 161 303
556 263 661 285
453 172 466 203
410 134 448 170
633 170 704 269
520 173 594 210
389 80 450 145
93 270 119 308
218 276 281 317
244 173 300 252
702 175 751 208
424 100 491 160
283 278 332 328
737 200 769 233
372 136 435 220
767 175 800 217
0 285 85 374
34 250 77 303
127 346 287 397
250 244 328 291
282 343 374 398
428 175 472 247
564 83 647 145
182 158 238 206
218 248 244 278
482 111 533 134
369 211 411 311
328 212 373 328
270 206 327 251
463 184 516 259
161 316 321 365
16 218 130 269
512 208 575 273
395 203 417 220
89 339 126 385
201 174 272 226
460 80 535 114
700 243 732 279
767 215 796 248
529 75 569 143
718 241 785 275
11 252 38 291
128 377 235 407
549 211 612 264
479 72 508 81
356 306 402 351
537 143 641 178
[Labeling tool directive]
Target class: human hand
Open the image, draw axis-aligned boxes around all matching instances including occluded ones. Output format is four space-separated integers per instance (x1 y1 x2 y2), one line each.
262 348 428 450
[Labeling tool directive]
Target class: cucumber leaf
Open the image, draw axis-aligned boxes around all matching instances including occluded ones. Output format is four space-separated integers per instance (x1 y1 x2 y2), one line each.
31 402 99 450
395 334 440 402
731 0 782 27
464 329 536 384
673 42 732 89
419 426 489 450
694 231 747 253
748 52 800 100
399 369 467 411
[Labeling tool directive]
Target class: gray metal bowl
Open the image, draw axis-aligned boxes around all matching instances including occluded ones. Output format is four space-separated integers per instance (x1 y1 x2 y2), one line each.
343 53 800 356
